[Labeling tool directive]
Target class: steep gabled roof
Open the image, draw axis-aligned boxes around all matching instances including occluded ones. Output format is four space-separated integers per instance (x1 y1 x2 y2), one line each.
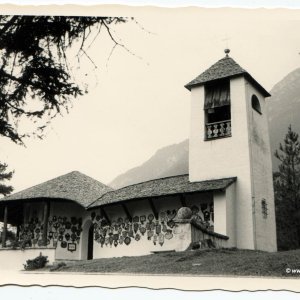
88 174 237 209
185 55 271 97
0 171 113 208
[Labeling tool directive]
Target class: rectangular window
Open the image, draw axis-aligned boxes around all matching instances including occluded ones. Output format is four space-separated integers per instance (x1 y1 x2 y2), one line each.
204 80 231 140
261 199 268 219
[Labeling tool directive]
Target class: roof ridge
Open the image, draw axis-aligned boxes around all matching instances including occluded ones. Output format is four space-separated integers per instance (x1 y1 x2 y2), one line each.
88 176 237 209
185 55 247 90
0 170 112 208
70 171 114 190
110 175 236 194
184 54 270 97
210 55 244 66
87 173 190 208
108 173 190 192
0 171 76 201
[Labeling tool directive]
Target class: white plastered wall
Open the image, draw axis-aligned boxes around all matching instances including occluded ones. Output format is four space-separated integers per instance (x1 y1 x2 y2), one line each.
20 201 91 260
189 77 255 249
213 183 236 248
225 183 237 247
48 201 90 261
245 80 277 252
0 248 55 271
15 193 213 261
91 197 187 259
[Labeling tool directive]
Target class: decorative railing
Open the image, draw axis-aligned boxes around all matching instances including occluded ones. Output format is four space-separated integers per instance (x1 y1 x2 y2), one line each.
206 120 231 140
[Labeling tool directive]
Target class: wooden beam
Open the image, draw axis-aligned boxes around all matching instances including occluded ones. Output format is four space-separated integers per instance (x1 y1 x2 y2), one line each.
148 198 158 220
180 194 187 207
100 207 110 225
121 203 132 222
42 201 50 246
1 205 8 248
16 225 20 241
22 202 25 224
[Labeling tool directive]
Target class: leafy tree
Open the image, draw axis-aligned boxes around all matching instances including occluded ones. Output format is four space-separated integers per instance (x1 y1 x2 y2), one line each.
0 162 13 197
274 125 300 250
0 15 127 145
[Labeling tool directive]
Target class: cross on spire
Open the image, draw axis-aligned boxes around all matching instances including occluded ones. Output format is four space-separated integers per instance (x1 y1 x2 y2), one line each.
222 35 231 56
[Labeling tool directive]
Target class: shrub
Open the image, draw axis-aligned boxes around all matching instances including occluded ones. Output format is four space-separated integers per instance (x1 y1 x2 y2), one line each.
10 237 32 250
23 252 48 270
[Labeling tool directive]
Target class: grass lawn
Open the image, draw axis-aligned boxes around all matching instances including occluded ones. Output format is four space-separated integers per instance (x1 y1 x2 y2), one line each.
48 248 300 277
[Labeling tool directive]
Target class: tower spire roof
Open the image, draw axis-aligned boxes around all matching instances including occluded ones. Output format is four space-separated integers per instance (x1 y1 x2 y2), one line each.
185 52 270 97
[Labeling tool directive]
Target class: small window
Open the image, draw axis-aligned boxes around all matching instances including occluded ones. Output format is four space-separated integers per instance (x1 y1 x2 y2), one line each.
251 95 262 114
261 199 268 219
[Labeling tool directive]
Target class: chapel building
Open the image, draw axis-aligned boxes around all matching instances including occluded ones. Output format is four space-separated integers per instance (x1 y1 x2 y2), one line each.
0 50 277 265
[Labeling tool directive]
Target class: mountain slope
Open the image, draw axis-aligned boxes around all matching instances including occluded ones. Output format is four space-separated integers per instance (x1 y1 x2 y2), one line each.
110 67 300 188
267 68 300 170
110 140 188 189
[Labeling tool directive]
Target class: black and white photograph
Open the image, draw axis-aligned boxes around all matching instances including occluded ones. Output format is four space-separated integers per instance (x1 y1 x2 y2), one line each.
0 2 299 294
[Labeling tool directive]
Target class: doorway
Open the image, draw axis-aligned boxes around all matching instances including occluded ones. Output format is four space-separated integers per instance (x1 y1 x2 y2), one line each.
87 223 94 260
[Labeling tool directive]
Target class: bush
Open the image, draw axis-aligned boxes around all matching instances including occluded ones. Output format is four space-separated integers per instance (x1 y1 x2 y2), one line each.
23 252 48 270
10 238 32 250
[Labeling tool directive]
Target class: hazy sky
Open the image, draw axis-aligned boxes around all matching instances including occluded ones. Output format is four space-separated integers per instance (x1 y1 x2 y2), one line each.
1 6 300 193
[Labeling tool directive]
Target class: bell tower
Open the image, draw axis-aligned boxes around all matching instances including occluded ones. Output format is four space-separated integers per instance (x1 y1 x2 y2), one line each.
185 50 277 251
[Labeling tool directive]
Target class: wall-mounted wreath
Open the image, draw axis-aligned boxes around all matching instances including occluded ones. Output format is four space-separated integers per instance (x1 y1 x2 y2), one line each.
91 209 179 249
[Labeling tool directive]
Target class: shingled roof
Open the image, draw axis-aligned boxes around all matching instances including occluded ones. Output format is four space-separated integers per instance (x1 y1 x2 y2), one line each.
0 171 113 208
185 54 270 97
89 174 237 209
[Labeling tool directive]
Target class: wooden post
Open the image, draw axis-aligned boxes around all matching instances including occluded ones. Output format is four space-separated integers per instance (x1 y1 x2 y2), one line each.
100 207 110 225
22 202 25 224
121 203 132 222
180 194 187 207
1 205 8 248
16 224 20 241
42 201 49 246
148 198 158 220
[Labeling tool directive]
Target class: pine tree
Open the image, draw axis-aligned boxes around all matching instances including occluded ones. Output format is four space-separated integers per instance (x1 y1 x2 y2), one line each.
0 16 127 145
274 125 300 249
0 162 13 197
